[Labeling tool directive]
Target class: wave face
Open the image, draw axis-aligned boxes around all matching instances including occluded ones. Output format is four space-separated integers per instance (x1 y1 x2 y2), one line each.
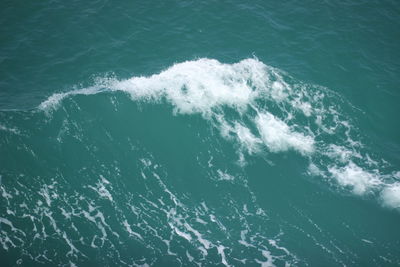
1 58 400 266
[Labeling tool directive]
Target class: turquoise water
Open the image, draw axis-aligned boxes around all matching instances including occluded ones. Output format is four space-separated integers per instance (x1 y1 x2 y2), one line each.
1 1 400 266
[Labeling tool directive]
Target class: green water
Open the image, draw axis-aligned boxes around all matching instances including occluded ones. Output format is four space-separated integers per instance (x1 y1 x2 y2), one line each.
1 1 400 266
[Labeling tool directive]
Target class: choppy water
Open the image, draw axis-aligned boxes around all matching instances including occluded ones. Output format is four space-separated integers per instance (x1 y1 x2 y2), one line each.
1 1 400 266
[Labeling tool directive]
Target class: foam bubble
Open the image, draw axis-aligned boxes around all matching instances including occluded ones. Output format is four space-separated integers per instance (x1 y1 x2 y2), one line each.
233 123 262 154
324 144 357 163
380 184 400 209
113 58 267 115
217 170 235 181
307 163 325 177
328 162 381 195
0 124 21 135
270 81 288 101
256 112 315 155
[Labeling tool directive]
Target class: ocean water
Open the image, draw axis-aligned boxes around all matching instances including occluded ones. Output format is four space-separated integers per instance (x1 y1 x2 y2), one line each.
1 0 400 266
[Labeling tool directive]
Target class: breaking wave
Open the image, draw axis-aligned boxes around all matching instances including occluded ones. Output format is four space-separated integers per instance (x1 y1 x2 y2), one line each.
39 58 400 209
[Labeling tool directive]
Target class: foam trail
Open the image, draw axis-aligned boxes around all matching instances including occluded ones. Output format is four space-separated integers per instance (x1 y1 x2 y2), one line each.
39 86 105 111
37 58 399 209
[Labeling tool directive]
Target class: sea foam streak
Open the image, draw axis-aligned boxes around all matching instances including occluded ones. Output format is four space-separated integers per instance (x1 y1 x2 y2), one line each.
38 58 399 209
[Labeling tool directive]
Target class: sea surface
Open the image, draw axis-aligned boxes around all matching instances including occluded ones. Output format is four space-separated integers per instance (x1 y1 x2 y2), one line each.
1 1 400 266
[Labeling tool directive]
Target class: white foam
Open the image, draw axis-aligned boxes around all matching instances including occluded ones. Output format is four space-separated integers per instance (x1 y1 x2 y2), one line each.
268 239 291 256
113 58 266 116
0 217 25 236
184 222 211 250
238 230 255 248
186 250 194 262
123 220 144 240
380 184 400 209
62 232 81 257
39 92 68 111
255 249 275 267
39 86 103 112
217 170 234 181
234 123 262 154
307 163 325 177
173 227 192 242
324 144 357 163
88 176 113 202
270 81 288 101
35 57 399 210
256 112 314 155
328 162 381 195
38 58 275 117
0 124 21 135
217 245 230 267
361 239 373 244
39 186 52 207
